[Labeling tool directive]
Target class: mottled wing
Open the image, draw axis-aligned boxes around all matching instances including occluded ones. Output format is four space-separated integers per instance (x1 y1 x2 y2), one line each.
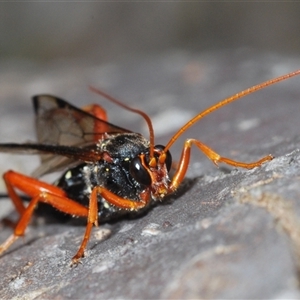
33 95 130 146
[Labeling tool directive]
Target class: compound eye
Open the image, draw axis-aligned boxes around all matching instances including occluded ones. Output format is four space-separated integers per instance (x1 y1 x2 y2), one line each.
130 156 152 186
154 145 172 172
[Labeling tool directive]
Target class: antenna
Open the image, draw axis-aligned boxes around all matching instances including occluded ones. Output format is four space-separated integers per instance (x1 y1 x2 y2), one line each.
164 69 300 152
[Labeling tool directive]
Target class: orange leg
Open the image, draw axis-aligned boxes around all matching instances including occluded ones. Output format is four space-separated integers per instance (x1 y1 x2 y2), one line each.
82 103 109 139
97 187 150 210
1 170 151 263
71 187 150 264
0 170 89 259
71 186 98 264
82 103 107 122
170 138 273 191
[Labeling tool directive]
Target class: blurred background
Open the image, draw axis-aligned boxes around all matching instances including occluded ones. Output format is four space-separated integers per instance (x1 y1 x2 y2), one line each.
1 2 300 64
0 2 300 176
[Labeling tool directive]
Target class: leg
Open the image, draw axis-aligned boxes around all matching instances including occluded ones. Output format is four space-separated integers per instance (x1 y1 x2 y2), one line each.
71 186 150 264
82 104 108 139
0 170 89 256
82 103 107 122
170 138 273 191
96 187 151 210
71 186 98 264
3 169 76 228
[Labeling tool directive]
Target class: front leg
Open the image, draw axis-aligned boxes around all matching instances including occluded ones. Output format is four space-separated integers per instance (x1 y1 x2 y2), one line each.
71 186 151 264
71 185 99 264
169 138 273 191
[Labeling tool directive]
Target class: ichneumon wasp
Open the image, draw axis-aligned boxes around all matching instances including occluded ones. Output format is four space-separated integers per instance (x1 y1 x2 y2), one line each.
0 69 299 264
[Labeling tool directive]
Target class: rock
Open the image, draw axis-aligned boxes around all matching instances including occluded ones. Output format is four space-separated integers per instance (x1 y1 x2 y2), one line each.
0 50 300 299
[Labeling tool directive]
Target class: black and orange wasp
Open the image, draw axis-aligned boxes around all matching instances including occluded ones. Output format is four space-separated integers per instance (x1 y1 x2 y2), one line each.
0 70 299 264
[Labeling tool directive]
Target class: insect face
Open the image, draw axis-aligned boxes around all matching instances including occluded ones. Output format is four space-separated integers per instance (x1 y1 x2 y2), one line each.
130 144 173 200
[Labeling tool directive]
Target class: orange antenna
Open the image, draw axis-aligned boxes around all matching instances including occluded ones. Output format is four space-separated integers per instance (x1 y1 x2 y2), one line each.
164 69 300 152
89 86 155 158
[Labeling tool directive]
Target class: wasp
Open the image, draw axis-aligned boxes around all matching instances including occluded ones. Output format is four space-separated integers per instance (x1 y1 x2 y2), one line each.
0 70 299 264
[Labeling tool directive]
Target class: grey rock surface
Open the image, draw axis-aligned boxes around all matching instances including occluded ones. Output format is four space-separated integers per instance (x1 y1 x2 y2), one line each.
0 50 300 299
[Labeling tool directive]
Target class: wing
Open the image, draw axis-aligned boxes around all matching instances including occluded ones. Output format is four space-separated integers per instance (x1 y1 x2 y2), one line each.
0 95 131 177
33 95 131 146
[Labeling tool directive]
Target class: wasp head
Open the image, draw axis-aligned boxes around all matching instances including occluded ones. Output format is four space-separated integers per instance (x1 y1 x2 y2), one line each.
129 145 172 200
